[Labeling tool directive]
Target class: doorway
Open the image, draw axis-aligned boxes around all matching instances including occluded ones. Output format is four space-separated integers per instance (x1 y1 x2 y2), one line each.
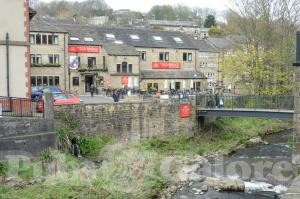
85 75 94 92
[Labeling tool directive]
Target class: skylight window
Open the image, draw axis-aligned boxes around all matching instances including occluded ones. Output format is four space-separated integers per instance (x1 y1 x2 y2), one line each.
84 37 94 42
70 37 80 41
153 36 163 41
114 40 123 44
130 34 140 40
173 37 183 43
105 34 115 40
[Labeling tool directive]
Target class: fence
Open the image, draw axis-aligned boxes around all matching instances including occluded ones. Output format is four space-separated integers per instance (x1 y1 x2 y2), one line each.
0 96 44 118
196 95 294 111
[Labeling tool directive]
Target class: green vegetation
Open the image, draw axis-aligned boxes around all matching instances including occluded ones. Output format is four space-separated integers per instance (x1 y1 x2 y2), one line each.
0 162 8 176
78 135 115 157
141 118 292 155
31 63 61 68
0 118 292 199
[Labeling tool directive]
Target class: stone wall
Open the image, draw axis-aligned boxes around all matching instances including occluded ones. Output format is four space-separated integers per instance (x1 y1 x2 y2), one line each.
54 100 199 141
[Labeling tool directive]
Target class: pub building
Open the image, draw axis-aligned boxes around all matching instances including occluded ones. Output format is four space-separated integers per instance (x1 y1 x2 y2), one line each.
30 18 207 95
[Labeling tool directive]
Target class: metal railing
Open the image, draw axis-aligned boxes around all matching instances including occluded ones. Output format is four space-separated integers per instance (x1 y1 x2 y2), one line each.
0 96 44 118
196 94 294 111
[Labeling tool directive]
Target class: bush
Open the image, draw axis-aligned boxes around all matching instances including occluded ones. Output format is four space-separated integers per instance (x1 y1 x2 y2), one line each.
0 162 8 176
78 135 114 157
56 128 71 152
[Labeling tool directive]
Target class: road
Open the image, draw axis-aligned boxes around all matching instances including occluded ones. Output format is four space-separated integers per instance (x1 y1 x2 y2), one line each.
79 95 113 104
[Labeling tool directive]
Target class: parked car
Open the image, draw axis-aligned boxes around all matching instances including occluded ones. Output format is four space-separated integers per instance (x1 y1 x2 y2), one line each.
37 93 81 112
31 86 44 100
42 86 63 95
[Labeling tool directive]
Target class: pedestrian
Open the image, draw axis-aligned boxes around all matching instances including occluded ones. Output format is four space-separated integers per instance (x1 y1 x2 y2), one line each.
90 84 95 97
215 92 220 108
112 90 119 102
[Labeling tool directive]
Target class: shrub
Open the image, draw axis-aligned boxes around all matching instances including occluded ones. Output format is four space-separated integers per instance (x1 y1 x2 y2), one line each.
0 162 8 176
78 135 114 157
56 128 71 152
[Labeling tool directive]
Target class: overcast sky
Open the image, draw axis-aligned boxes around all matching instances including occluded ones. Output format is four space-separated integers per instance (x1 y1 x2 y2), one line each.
40 0 231 12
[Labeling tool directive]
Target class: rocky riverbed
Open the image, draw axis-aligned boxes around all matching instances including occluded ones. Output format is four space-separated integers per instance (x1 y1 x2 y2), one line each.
160 129 293 199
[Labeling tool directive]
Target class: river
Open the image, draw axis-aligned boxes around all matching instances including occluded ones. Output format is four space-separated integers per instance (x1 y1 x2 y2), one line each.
172 129 294 199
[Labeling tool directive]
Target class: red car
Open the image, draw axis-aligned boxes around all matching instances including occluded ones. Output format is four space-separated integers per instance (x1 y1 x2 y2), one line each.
37 93 81 112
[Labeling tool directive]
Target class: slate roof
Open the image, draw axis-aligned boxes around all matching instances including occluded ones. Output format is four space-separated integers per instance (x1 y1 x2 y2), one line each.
30 17 200 49
148 20 198 27
207 37 236 50
194 39 219 53
141 70 206 79
96 27 199 49
103 43 139 56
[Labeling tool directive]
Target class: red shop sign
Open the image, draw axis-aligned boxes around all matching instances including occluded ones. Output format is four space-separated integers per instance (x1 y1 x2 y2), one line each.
68 45 100 53
180 103 191 118
121 76 129 85
152 62 181 69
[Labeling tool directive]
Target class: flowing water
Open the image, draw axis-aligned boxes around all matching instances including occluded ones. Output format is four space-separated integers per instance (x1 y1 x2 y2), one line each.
172 129 294 199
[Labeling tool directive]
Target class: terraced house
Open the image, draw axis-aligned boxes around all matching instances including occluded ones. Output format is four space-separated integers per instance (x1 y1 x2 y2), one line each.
30 17 207 95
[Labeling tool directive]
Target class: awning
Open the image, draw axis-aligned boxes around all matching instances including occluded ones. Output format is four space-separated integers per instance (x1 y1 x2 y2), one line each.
141 70 206 80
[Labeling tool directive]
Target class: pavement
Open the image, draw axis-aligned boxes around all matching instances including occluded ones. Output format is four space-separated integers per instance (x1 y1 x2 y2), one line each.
79 95 113 104
282 175 300 199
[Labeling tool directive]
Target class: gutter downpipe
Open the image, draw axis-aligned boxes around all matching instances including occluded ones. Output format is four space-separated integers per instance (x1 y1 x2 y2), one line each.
6 33 10 97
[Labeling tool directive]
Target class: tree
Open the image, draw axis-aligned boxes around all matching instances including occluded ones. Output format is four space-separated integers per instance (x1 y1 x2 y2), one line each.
208 26 224 37
148 5 176 20
204 14 216 28
221 0 300 95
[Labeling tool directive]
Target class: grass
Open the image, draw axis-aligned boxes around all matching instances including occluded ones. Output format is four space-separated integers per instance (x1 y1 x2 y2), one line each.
0 118 292 199
141 117 292 156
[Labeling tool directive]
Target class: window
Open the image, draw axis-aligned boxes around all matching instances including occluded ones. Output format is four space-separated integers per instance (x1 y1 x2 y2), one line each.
30 34 35 44
88 57 96 67
159 52 169 61
49 55 53 64
30 54 42 64
36 34 41 44
42 35 47 44
31 76 36 86
183 52 192 61
73 77 80 86
37 76 42 86
117 64 121 73
54 54 59 64
70 37 80 41
153 36 163 41
49 54 59 64
48 35 53 44
105 34 115 40
43 76 48 86
54 76 60 86
130 34 140 40
122 62 127 73
139 51 146 60
114 40 123 44
49 76 54 86
53 35 58 45
84 37 94 42
129 64 133 73
173 37 183 43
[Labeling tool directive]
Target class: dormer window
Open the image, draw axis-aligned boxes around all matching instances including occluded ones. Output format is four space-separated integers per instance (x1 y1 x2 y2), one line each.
84 37 94 42
153 36 163 41
106 34 115 40
114 40 123 44
70 37 80 41
130 34 140 40
173 37 183 43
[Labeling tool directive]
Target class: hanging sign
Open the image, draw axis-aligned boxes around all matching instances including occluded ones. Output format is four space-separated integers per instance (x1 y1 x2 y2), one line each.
121 76 129 85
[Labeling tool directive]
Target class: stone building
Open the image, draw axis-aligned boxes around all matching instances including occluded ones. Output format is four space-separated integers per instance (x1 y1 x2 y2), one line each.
0 0 36 98
195 39 220 92
29 18 207 95
30 18 68 90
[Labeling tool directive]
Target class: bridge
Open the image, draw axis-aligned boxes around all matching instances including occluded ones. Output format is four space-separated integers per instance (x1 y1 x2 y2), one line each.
196 95 294 119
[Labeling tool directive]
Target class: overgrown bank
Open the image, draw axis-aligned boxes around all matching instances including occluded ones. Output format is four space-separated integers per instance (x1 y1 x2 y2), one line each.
0 118 292 199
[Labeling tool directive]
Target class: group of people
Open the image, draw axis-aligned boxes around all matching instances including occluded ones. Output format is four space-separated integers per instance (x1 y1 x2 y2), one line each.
206 93 224 108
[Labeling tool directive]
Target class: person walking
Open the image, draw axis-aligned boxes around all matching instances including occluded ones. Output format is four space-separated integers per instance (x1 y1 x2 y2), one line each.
90 84 96 97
